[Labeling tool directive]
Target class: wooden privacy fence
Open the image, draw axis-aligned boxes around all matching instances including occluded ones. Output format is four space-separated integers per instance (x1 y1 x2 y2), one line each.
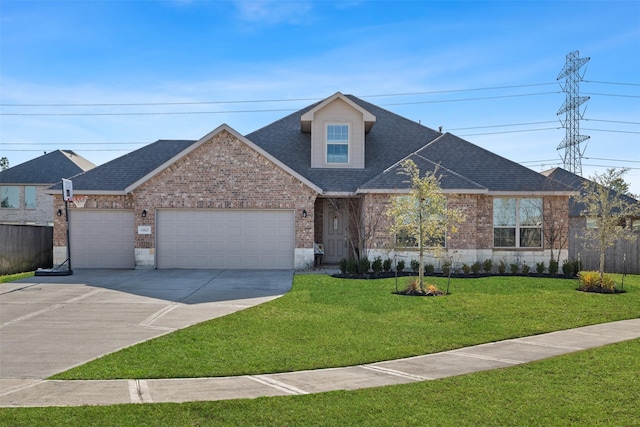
0 225 53 275
569 232 640 275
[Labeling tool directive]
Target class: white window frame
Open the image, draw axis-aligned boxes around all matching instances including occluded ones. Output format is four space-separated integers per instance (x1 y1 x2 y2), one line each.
493 198 543 248
1 186 20 209
326 123 349 164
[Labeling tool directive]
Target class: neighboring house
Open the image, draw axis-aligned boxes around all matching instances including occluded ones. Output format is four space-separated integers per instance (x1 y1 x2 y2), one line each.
0 150 95 226
50 92 575 270
542 167 640 273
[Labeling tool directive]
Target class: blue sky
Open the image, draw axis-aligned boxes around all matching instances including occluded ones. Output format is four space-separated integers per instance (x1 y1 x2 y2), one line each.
1 0 639 193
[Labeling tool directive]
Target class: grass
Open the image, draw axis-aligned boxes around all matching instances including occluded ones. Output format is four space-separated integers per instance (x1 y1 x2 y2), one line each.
1 338 638 426
0 271 34 284
52 274 640 380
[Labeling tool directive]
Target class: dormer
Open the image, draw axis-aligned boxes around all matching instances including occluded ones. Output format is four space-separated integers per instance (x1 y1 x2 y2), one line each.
301 92 376 169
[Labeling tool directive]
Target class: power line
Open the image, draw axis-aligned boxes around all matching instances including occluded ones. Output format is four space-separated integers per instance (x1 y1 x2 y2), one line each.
584 80 640 86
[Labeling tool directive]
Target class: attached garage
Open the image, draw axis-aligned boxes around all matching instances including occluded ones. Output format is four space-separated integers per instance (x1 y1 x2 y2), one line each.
69 210 135 268
156 209 294 269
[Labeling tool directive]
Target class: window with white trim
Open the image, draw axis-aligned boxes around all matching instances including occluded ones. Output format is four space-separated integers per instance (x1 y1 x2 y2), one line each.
326 124 349 163
493 198 542 248
0 186 19 209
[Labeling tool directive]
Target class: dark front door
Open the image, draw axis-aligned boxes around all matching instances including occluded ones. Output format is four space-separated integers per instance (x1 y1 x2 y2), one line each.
322 199 348 263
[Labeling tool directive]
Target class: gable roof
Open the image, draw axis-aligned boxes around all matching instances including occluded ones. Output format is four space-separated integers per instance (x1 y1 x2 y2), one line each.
0 150 95 185
248 94 575 195
542 167 638 216
49 124 323 195
300 92 376 133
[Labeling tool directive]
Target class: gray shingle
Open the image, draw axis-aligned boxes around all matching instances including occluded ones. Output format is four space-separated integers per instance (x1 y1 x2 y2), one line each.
0 150 95 184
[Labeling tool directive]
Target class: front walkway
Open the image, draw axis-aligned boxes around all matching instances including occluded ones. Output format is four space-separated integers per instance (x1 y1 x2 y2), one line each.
1 318 638 407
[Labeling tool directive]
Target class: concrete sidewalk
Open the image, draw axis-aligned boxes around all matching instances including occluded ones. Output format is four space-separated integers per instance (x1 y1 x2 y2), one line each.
1 318 638 408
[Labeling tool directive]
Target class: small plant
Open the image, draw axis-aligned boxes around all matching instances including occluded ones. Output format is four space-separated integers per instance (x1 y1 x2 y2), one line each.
578 271 617 293
536 262 546 276
371 257 383 274
462 263 471 275
510 263 519 275
471 261 482 275
522 264 530 275
498 260 506 275
383 258 392 272
549 260 559 275
572 260 582 275
482 259 493 274
562 260 574 276
396 260 405 272
601 274 616 291
358 257 371 274
339 258 348 274
346 258 358 274
410 259 420 273
425 284 444 296
424 264 435 275
441 262 450 276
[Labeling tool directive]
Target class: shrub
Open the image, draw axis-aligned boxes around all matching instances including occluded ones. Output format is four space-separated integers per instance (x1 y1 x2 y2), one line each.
498 260 506 275
471 261 482 275
425 264 435 275
371 257 383 274
562 260 574 276
383 258 392 272
396 260 405 272
578 271 617 292
510 263 519 275
462 263 471 275
536 262 546 275
549 260 559 275
482 259 493 274
358 257 371 274
573 260 583 275
522 264 530 274
601 274 616 291
441 262 450 276
346 258 358 274
339 258 348 274
410 259 420 273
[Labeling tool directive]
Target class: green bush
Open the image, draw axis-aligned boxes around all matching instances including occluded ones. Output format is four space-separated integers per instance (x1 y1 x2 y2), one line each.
483 259 493 274
498 260 506 275
396 260 405 272
358 257 371 274
573 260 583 275
536 262 546 275
383 258 392 272
510 263 519 274
425 264 435 275
462 263 471 275
562 260 574 276
522 264 530 274
346 258 358 274
471 261 482 275
339 258 348 274
441 262 450 276
549 260 559 275
410 259 420 272
371 257 383 274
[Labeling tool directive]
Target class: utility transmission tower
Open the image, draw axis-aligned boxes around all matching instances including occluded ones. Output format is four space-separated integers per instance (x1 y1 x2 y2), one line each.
556 50 590 176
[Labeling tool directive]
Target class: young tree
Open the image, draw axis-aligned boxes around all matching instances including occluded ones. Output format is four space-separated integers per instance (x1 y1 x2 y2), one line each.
386 160 465 291
576 168 640 282
0 157 9 171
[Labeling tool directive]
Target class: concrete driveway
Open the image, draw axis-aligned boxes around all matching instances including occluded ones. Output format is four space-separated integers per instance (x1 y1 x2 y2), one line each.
0 269 292 385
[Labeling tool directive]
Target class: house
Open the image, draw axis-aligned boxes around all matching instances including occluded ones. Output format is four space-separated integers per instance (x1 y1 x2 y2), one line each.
0 150 95 226
50 92 575 270
542 167 639 273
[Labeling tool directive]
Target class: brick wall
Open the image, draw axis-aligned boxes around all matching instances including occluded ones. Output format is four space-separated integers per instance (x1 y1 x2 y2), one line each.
133 129 318 250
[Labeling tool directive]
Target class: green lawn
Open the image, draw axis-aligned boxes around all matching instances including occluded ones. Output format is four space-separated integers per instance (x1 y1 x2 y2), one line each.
52 274 640 380
1 338 638 426
0 271 34 284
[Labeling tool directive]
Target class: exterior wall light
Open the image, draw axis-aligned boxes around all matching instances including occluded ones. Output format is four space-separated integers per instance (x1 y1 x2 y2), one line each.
141 209 147 218
302 209 307 218
57 209 63 217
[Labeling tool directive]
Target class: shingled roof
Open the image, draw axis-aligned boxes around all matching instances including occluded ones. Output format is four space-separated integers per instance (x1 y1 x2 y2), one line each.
0 150 95 184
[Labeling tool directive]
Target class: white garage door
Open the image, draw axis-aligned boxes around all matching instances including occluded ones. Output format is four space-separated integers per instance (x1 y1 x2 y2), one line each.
157 209 294 269
69 210 135 268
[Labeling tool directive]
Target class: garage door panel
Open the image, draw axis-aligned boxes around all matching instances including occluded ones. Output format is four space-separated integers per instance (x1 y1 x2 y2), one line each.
70 210 135 269
157 209 294 269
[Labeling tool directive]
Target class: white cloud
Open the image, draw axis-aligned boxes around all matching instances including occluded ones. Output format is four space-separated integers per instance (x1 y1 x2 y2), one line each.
233 0 314 25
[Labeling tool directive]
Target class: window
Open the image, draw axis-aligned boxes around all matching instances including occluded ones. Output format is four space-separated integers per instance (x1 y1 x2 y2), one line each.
394 196 447 248
1 186 19 209
25 186 36 209
493 198 542 248
326 124 349 163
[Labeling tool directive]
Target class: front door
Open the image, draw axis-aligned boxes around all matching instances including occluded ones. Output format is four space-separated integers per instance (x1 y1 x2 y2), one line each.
322 199 349 263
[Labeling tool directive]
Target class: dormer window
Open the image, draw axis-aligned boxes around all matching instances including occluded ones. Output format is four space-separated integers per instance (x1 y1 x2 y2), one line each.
326 124 349 163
